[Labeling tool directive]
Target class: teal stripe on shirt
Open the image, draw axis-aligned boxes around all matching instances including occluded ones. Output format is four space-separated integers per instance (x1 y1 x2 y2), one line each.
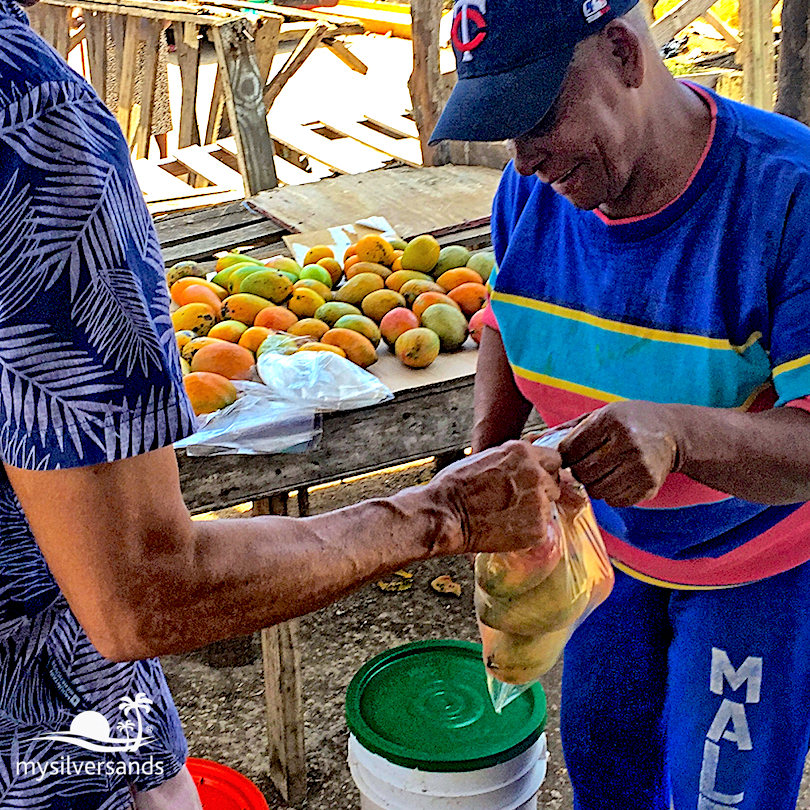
491 293 772 408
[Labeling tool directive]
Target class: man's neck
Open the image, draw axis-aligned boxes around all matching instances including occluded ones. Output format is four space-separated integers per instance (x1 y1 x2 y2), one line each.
599 79 713 220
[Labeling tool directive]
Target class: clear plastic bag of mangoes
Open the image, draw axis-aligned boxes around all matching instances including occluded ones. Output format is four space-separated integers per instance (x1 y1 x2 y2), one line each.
476 429 614 712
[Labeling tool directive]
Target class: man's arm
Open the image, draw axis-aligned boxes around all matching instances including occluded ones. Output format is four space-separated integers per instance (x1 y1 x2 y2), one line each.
559 400 810 506
472 325 534 452
5 438 560 662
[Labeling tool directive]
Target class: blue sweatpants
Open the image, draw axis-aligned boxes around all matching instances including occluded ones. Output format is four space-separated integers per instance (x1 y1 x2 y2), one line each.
560 562 810 809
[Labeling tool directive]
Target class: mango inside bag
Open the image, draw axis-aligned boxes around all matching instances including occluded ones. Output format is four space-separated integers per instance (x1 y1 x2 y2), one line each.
476 471 614 688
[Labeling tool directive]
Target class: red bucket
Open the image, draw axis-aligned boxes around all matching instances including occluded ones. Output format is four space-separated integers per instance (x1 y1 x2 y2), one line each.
187 757 270 810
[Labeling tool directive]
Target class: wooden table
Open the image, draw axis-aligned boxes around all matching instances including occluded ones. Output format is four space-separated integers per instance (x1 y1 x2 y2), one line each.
159 180 501 804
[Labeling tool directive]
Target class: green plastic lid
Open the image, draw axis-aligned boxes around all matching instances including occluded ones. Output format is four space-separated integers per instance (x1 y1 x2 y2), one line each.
345 639 546 772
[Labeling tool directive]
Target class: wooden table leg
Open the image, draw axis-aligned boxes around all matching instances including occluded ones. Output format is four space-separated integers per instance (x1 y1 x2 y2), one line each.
254 495 307 806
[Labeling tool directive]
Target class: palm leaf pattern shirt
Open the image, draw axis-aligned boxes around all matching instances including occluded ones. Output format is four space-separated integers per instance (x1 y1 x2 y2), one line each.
0 2 198 806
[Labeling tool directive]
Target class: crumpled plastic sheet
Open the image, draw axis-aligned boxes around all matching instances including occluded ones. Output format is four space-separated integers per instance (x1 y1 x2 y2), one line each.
257 350 393 411
175 381 321 456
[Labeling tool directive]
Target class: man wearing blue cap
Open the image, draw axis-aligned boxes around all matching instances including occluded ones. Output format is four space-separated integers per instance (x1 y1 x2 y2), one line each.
433 1 810 808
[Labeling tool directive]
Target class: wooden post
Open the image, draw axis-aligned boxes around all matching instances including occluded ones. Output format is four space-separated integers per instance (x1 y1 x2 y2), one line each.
84 11 108 100
210 18 279 194
775 0 810 124
408 0 450 166
738 0 776 110
174 22 202 147
133 17 162 158
253 496 307 807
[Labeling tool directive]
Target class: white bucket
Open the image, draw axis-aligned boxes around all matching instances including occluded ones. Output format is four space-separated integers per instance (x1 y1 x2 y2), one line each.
348 733 548 810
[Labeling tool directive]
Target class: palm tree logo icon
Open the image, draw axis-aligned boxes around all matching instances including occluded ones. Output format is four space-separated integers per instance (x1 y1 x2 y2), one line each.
34 693 154 753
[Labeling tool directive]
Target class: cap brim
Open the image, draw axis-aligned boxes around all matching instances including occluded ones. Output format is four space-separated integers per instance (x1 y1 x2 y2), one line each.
428 44 576 144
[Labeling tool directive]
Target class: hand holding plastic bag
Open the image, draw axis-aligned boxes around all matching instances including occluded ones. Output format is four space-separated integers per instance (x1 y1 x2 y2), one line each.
475 429 614 711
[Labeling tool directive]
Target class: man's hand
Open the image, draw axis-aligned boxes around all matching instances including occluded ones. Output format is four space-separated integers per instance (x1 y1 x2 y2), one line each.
558 402 679 506
425 440 562 555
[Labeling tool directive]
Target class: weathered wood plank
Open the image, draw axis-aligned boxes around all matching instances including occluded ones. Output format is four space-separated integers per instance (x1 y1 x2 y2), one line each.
317 115 422 167
173 144 246 191
247 164 500 238
263 22 329 110
650 0 716 47
322 36 368 73
210 18 279 194
408 0 446 165
133 17 162 158
116 15 141 141
84 12 108 99
174 22 202 148
260 620 306 806
278 19 364 40
177 375 478 512
738 0 775 110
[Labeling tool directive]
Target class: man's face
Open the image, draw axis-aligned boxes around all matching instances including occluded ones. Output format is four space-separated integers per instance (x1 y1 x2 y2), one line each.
507 46 637 212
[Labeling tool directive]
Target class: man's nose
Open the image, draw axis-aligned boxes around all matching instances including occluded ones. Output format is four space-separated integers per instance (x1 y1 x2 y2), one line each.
510 137 548 177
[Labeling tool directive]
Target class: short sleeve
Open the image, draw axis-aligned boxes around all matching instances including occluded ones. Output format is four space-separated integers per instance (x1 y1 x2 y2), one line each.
0 70 196 469
769 180 810 406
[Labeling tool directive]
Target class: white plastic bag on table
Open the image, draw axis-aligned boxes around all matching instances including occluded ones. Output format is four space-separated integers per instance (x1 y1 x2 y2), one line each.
257 349 393 411
475 428 614 711
175 381 321 456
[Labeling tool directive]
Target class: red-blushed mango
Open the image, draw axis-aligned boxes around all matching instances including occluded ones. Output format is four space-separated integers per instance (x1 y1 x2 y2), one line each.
183 371 238 415
208 320 250 343
448 282 488 319
355 234 395 266
380 307 419 349
321 328 378 368
468 307 488 345
171 302 218 336
287 318 330 341
362 289 407 323
238 326 272 355
420 303 468 352
170 276 228 304
394 327 440 368
253 305 298 332
435 267 484 291
190 341 255 380
412 291 461 322
173 284 222 317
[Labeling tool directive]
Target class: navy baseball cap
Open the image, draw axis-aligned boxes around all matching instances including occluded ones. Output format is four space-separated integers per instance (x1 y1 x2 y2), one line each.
429 0 640 143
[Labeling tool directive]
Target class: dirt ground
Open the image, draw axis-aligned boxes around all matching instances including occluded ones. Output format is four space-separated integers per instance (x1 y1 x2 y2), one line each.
160 460 810 810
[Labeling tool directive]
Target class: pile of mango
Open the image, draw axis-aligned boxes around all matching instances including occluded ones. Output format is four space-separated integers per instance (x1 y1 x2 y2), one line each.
168 233 495 415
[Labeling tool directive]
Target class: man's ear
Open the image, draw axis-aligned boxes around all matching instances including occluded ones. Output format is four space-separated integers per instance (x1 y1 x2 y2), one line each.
601 20 645 88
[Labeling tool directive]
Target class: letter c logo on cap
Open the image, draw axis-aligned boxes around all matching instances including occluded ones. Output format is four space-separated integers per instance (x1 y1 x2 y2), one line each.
452 0 487 62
